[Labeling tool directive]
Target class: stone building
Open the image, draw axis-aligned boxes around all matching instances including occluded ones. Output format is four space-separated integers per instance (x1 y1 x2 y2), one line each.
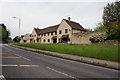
20 18 105 44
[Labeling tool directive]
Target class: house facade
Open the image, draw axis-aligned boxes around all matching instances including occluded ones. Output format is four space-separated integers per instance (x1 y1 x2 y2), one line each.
20 18 105 44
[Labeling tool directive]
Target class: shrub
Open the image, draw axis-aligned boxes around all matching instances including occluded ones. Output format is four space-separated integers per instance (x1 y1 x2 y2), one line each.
89 34 107 42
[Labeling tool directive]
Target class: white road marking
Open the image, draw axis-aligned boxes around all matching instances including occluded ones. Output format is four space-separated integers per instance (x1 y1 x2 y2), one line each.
0 65 18 67
19 65 39 67
0 65 39 67
47 67 77 79
4 45 118 72
0 75 6 80
3 46 31 61
14 54 31 61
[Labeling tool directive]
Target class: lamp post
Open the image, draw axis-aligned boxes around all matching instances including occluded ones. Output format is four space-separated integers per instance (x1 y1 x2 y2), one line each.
13 17 21 37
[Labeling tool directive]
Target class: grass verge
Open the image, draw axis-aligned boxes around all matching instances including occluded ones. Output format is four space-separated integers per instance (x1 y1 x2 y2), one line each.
11 43 119 62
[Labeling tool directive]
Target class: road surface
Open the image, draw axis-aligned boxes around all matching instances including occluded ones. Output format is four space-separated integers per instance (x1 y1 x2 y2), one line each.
1 44 119 80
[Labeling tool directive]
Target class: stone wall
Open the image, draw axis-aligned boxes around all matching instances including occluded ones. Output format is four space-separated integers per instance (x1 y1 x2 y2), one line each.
71 30 106 44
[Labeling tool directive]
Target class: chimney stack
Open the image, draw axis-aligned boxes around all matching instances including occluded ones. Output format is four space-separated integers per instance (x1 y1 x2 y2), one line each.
68 17 71 22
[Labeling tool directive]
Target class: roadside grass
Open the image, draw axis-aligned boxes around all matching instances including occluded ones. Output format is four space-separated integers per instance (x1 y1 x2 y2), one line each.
12 43 119 62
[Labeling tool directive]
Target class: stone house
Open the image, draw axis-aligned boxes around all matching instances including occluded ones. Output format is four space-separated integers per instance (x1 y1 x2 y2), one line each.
20 18 105 44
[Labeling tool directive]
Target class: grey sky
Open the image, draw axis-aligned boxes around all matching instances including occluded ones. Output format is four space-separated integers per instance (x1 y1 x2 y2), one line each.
0 0 115 38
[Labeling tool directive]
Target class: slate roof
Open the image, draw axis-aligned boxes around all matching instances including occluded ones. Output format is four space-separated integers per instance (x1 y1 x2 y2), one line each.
63 19 85 31
34 28 41 34
34 24 59 34
34 19 85 34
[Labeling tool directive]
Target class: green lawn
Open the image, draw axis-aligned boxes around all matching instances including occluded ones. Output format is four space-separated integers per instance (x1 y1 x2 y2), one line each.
12 43 119 62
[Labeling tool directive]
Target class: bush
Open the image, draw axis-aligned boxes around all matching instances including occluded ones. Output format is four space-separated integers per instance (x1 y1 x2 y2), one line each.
89 34 107 42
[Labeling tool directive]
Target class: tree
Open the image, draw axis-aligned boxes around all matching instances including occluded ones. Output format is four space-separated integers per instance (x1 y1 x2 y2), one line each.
84 28 92 32
13 36 21 42
103 1 120 40
0 24 11 43
95 22 106 31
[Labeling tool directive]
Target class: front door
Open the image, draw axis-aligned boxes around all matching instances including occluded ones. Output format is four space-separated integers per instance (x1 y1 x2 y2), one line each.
53 39 57 43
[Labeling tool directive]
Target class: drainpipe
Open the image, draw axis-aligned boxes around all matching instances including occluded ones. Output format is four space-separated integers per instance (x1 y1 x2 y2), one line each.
71 29 73 44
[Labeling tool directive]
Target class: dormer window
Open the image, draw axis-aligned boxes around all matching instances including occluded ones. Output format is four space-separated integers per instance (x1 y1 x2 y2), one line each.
48 33 49 36
51 32 53 35
55 31 57 35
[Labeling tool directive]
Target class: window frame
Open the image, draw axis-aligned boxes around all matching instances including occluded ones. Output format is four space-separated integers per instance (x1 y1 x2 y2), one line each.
51 32 53 35
55 31 57 35
59 30 62 34
65 29 68 33
48 39 50 42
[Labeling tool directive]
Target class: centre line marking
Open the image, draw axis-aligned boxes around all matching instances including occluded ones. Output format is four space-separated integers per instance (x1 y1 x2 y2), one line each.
47 67 78 79
14 54 31 61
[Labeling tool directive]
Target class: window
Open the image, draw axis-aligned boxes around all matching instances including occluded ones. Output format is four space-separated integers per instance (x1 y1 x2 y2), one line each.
59 30 62 34
44 39 46 42
38 34 40 37
51 32 53 35
48 33 49 36
41 34 43 37
55 31 57 35
65 29 68 33
48 39 50 42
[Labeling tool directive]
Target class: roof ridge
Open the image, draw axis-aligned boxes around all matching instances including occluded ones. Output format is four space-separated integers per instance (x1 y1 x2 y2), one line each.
41 24 60 30
63 19 79 24
34 28 41 30
34 18 85 34
63 18 85 31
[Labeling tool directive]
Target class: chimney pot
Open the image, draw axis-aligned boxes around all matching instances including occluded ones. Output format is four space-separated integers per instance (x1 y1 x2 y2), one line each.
68 17 71 21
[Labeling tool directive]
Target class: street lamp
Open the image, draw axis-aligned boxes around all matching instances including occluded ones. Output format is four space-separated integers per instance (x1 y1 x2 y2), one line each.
13 17 21 37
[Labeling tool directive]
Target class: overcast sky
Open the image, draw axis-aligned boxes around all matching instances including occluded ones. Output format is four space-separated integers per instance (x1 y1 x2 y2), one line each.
0 0 115 38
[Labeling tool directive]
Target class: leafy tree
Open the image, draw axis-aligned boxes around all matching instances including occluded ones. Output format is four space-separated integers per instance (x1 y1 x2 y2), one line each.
85 28 92 32
0 24 11 43
103 1 120 40
95 22 106 31
13 36 21 42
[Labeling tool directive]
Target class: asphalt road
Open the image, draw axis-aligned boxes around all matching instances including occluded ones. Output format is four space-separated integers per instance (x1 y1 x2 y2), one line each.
1 44 119 80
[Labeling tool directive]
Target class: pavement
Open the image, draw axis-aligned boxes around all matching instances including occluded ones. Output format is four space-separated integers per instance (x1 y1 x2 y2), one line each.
1 44 119 80
11 44 119 70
